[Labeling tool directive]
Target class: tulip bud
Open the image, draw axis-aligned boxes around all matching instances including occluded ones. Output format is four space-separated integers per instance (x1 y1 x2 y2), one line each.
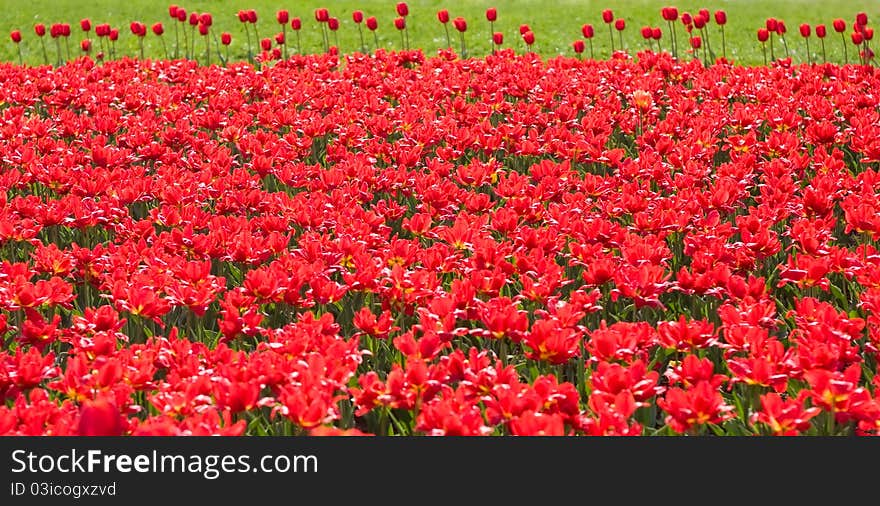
614 18 625 31
394 17 405 30
275 32 284 44
602 9 614 24
799 23 810 38
237 10 248 23
176 10 186 22
833 19 846 33
766 18 778 32
523 30 535 46
10 30 21 43
662 7 678 22
260 37 271 51
641 26 652 39
109 28 119 41
493 32 503 45
81 38 91 52
681 12 693 25
573 40 585 53
690 36 701 49
582 24 594 38
437 9 450 24
486 8 497 22
189 12 199 26
453 17 467 33
291 18 302 31
698 9 710 23
519 24 530 35
80 18 91 32
34 23 46 37
152 22 164 36
169 5 179 18
396 2 409 17
757 28 769 42
652 27 662 40
856 12 868 27
366 16 378 31
353 11 364 24
852 31 864 45
221 32 232 45
816 24 827 38
714 10 727 26
246 10 257 24
694 16 705 30
328 17 339 31
277 10 289 24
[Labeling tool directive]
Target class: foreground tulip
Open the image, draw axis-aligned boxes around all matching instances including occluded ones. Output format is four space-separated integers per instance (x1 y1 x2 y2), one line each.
78 398 124 436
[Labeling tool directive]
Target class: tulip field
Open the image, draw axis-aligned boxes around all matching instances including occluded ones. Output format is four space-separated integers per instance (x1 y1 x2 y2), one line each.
1 3 880 437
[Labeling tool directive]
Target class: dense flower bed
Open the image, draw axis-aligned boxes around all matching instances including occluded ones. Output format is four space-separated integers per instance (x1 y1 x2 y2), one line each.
1 49 880 435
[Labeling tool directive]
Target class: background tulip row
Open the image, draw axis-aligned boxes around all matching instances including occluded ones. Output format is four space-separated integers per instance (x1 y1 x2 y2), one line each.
1 1 877 67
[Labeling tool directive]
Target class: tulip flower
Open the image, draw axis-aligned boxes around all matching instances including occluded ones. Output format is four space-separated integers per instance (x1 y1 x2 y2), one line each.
715 10 727 59
221 31 231 62
758 28 769 65
366 16 379 52
582 24 595 59
833 18 848 63
815 24 827 63
394 16 407 50
572 39 585 58
395 3 410 50
453 17 468 58
277 10 289 59
328 17 340 51
486 7 497 51
662 6 680 58
522 30 535 51
493 31 503 53
603 9 615 52
80 19 91 33
800 23 812 64
396 2 409 17
80 38 91 54
438 9 451 49
353 11 366 53
291 18 302 54
614 18 625 52
153 22 169 60
10 30 22 64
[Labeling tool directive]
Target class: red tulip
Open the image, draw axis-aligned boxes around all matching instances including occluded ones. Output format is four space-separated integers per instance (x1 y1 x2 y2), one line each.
865 27 874 41
652 27 662 40
80 19 91 32
816 24 827 38
237 10 248 23
328 17 339 31
437 9 450 24
523 30 535 46
221 32 232 45
662 7 678 22
693 15 705 30
714 10 727 26
493 32 503 45
690 36 701 49
260 37 272 51
757 28 769 42
198 23 209 36
396 2 409 17
277 10 289 25
109 28 119 41
698 9 710 23
852 31 864 45
833 19 846 33
486 8 497 22
291 18 302 31
766 18 778 33
856 12 868 27
189 12 199 26
394 17 406 30
776 21 786 35
61 23 71 37
34 23 46 37
10 30 21 43
315 8 329 23
169 5 179 18
602 9 614 24
582 24 594 38
78 398 123 436
176 9 186 22
614 19 626 31
453 17 467 33
275 32 285 45
246 9 257 24
366 16 378 31
799 24 810 38
573 39 585 53
152 22 164 36
353 11 364 24
681 12 692 26
519 24 530 35
641 26 652 39
81 38 91 52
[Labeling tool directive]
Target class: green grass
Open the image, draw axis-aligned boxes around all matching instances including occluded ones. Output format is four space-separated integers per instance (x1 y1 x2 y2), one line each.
0 0 877 66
